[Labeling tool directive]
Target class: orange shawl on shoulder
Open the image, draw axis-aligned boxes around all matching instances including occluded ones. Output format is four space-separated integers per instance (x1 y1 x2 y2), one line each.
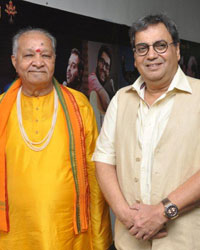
0 78 89 234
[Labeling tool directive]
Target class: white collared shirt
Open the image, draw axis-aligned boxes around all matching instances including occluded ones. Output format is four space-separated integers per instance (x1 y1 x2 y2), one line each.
93 66 192 204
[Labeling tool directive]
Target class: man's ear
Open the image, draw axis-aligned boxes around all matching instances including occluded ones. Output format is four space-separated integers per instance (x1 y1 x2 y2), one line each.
176 43 181 62
11 55 17 70
133 51 137 69
134 58 137 69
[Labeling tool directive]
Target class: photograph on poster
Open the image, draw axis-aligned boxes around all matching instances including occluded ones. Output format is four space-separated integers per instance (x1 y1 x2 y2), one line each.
180 39 200 79
61 46 88 97
87 41 119 130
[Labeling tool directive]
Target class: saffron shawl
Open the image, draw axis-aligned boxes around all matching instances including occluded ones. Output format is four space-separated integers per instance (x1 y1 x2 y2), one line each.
0 78 89 234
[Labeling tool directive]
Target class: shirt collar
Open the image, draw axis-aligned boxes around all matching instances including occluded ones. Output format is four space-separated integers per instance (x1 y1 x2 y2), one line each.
130 66 192 96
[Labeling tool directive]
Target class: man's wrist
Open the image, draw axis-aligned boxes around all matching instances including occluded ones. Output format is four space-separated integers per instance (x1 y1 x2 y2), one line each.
114 203 128 222
117 204 134 227
161 197 179 220
156 203 169 223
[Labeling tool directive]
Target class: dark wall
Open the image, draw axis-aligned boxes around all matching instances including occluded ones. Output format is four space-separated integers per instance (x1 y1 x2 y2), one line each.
0 0 130 93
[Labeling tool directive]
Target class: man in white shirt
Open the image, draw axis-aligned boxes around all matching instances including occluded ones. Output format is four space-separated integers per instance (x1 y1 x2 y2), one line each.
93 13 200 250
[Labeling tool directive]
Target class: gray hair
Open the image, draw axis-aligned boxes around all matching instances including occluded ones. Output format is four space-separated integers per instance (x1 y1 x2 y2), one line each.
129 13 180 49
12 27 57 56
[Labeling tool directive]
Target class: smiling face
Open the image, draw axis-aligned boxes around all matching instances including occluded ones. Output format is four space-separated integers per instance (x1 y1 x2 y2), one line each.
11 31 56 95
134 23 180 88
96 51 111 85
66 53 80 87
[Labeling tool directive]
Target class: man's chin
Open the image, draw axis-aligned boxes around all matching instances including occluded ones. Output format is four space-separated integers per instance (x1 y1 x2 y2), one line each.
99 77 106 85
67 77 71 83
96 71 106 85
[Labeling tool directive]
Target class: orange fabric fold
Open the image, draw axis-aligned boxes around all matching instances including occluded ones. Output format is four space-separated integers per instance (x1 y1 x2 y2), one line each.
0 79 21 232
60 85 89 234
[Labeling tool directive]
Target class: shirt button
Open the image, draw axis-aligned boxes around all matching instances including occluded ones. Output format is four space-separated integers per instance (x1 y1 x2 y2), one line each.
155 148 160 154
36 119 39 122
134 177 139 183
36 130 38 134
136 157 141 162
36 107 39 111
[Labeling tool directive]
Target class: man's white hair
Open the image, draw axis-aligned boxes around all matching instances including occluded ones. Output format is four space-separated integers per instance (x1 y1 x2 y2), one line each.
12 27 56 56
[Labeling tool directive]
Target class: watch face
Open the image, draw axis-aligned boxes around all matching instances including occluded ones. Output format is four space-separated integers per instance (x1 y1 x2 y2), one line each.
166 204 178 218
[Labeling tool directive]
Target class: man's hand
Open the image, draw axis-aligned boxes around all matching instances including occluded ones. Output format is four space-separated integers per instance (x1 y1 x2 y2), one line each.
150 227 168 240
117 206 138 230
128 203 168 240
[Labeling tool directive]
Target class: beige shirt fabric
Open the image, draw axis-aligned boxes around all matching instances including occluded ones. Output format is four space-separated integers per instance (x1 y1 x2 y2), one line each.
93 67 192 204
93 67 200 250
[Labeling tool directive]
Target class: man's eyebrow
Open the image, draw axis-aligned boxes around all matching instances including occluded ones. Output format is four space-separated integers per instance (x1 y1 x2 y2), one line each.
23 48 52 52
23 48 34 52
41 49 52 52
70 62 78 66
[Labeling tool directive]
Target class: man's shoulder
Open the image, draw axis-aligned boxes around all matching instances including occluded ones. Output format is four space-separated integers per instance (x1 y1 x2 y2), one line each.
118 85 133 93
0 92 6 103
63 85 91 109
63 86 96 127
116 85 134 98
186 76 200 92
187 76 200 85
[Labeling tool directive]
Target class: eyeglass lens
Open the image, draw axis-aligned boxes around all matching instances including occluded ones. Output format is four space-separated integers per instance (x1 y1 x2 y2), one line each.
99 58 110 70
134 40 170 56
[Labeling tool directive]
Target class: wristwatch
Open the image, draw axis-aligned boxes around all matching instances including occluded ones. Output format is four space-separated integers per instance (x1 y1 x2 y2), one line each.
161 198 179 220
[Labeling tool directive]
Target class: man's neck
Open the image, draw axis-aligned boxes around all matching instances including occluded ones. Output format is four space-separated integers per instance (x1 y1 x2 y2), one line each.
144 81 171 107
21 81 54 97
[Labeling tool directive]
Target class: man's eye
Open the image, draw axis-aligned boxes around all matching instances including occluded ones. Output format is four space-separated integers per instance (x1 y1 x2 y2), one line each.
155 41 167 51
157 43 166 48
138 47 147 52
42 54 51 58
24 54 33 57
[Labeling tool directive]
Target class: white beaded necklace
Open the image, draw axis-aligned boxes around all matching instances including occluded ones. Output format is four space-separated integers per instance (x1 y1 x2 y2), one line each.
17 86 58 151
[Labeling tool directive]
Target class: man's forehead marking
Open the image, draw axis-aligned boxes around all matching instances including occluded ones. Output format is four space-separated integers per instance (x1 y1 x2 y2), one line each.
35 49 41 53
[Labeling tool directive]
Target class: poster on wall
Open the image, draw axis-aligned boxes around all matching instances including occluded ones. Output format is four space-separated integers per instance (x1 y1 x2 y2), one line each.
180 40 200 79
1 0 200 131
87 41 119 130
0 0 131 95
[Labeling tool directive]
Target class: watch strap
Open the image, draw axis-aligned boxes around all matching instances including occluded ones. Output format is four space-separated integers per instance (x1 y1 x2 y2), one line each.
161 197 171 206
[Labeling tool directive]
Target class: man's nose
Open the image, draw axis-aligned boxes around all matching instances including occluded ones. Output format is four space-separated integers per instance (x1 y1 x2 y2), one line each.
32 55 44 67
146 46 158 59
67 64 72 72
102 64 107 71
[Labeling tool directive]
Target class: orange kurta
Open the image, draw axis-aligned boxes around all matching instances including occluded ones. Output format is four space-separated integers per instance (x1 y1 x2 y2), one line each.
0 89 112 250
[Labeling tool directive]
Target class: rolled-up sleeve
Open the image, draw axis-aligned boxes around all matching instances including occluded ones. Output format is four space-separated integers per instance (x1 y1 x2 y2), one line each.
92 92 118 165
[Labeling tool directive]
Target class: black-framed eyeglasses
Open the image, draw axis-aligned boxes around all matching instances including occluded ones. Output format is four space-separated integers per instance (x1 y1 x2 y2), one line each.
99 57 110 71
133 40 175 56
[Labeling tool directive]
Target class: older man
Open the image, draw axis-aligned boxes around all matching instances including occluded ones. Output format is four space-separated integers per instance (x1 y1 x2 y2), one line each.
0 28 112 250
94 13 200 250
